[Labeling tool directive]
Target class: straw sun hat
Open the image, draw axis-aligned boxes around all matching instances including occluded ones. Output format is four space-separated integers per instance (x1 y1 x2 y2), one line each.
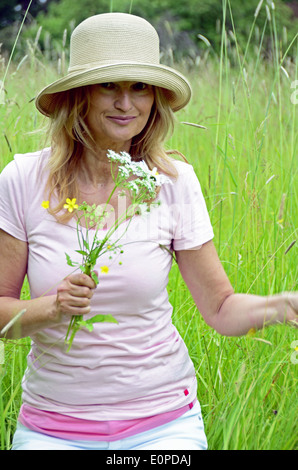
35 12 192 116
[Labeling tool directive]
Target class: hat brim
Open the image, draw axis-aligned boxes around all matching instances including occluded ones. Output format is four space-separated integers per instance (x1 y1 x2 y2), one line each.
35 63 192 116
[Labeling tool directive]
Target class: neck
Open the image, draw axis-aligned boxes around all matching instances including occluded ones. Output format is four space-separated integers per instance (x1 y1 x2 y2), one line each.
79 141 131 187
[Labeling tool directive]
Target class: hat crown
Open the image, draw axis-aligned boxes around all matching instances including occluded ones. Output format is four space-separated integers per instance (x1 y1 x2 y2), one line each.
69 13 160 72
35 13 192 116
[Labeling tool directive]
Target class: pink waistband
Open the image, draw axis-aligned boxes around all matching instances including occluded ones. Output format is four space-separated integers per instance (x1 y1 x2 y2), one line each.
19 399 196 442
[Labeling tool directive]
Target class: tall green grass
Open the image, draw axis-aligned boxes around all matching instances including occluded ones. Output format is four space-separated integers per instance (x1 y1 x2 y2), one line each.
0 0 297 450
169 1 298 449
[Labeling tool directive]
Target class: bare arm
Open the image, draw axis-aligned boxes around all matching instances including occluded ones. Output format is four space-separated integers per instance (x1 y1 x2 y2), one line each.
0 229 96 339
176 240 298 336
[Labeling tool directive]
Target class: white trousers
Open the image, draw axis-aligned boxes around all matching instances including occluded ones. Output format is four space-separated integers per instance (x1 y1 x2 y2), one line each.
12 401 207 450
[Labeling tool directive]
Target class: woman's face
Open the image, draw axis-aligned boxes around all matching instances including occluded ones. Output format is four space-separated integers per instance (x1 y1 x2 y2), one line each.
86 81 155 150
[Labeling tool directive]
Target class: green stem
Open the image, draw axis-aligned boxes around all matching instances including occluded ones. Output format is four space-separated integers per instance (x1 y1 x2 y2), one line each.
65 315 76 343
65 315 83 352
1 0 33 91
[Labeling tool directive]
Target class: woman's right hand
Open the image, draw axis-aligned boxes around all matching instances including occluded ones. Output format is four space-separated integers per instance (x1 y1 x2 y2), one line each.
0 229 98 337
55 273 97 320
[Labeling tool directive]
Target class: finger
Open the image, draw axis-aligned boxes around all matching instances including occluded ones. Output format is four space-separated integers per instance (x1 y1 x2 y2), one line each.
68 284 94 299
62 304 92 317
56 293 92 316
66 294 92 308
67 273 97 289
58 280 94 299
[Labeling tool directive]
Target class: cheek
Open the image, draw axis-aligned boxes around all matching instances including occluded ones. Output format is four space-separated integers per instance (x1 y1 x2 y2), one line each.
88 93 110 118
140 96 155 121
145 95 155 114
87 105 106 131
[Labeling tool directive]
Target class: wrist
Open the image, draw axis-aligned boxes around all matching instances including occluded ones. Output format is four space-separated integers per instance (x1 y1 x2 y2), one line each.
265 293 289 325
46 295 62 325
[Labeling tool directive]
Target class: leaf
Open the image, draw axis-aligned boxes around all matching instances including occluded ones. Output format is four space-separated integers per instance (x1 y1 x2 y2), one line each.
83 239 90 250
75 250 89 256
87 314 118 324
91 271 99 285
79 321 94 332
65 253 78 267
79 264 92 276
89 246 102 264
76 314 117 334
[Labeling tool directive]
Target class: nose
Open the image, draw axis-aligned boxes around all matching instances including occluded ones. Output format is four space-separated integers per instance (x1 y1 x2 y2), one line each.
114 90 133 112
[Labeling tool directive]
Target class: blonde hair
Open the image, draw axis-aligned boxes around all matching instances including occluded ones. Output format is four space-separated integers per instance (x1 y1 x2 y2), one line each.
45 85 181 221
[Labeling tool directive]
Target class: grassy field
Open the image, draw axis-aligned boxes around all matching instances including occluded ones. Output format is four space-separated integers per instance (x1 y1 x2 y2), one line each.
0 2 297 450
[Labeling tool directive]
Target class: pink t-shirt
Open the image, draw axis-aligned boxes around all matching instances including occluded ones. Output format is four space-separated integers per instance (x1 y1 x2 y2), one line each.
0 148 214 425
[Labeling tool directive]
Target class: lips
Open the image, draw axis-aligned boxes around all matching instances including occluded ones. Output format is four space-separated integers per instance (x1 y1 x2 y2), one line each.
107 115 136 125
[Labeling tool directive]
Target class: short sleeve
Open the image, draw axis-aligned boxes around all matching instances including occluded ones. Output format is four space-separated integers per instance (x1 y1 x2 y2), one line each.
0 159 27 241
172 164 214 251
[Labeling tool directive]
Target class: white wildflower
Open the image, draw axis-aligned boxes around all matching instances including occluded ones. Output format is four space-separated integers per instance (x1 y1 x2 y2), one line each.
148 167 172 186
106 150 172 199
118 165 131 179
107 149 132 165
126 180 140 194
129 160 150 178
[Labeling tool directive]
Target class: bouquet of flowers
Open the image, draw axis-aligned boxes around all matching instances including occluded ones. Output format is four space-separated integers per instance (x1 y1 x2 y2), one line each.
60 150 172 350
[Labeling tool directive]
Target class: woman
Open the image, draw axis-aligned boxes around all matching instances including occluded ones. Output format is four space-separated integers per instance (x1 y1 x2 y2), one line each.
0 13 297 451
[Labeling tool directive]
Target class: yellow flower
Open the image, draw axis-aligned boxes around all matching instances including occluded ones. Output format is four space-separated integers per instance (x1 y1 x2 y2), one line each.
247 328 256 337
100 266 109 274
64 198 79 213
41 200 50 209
